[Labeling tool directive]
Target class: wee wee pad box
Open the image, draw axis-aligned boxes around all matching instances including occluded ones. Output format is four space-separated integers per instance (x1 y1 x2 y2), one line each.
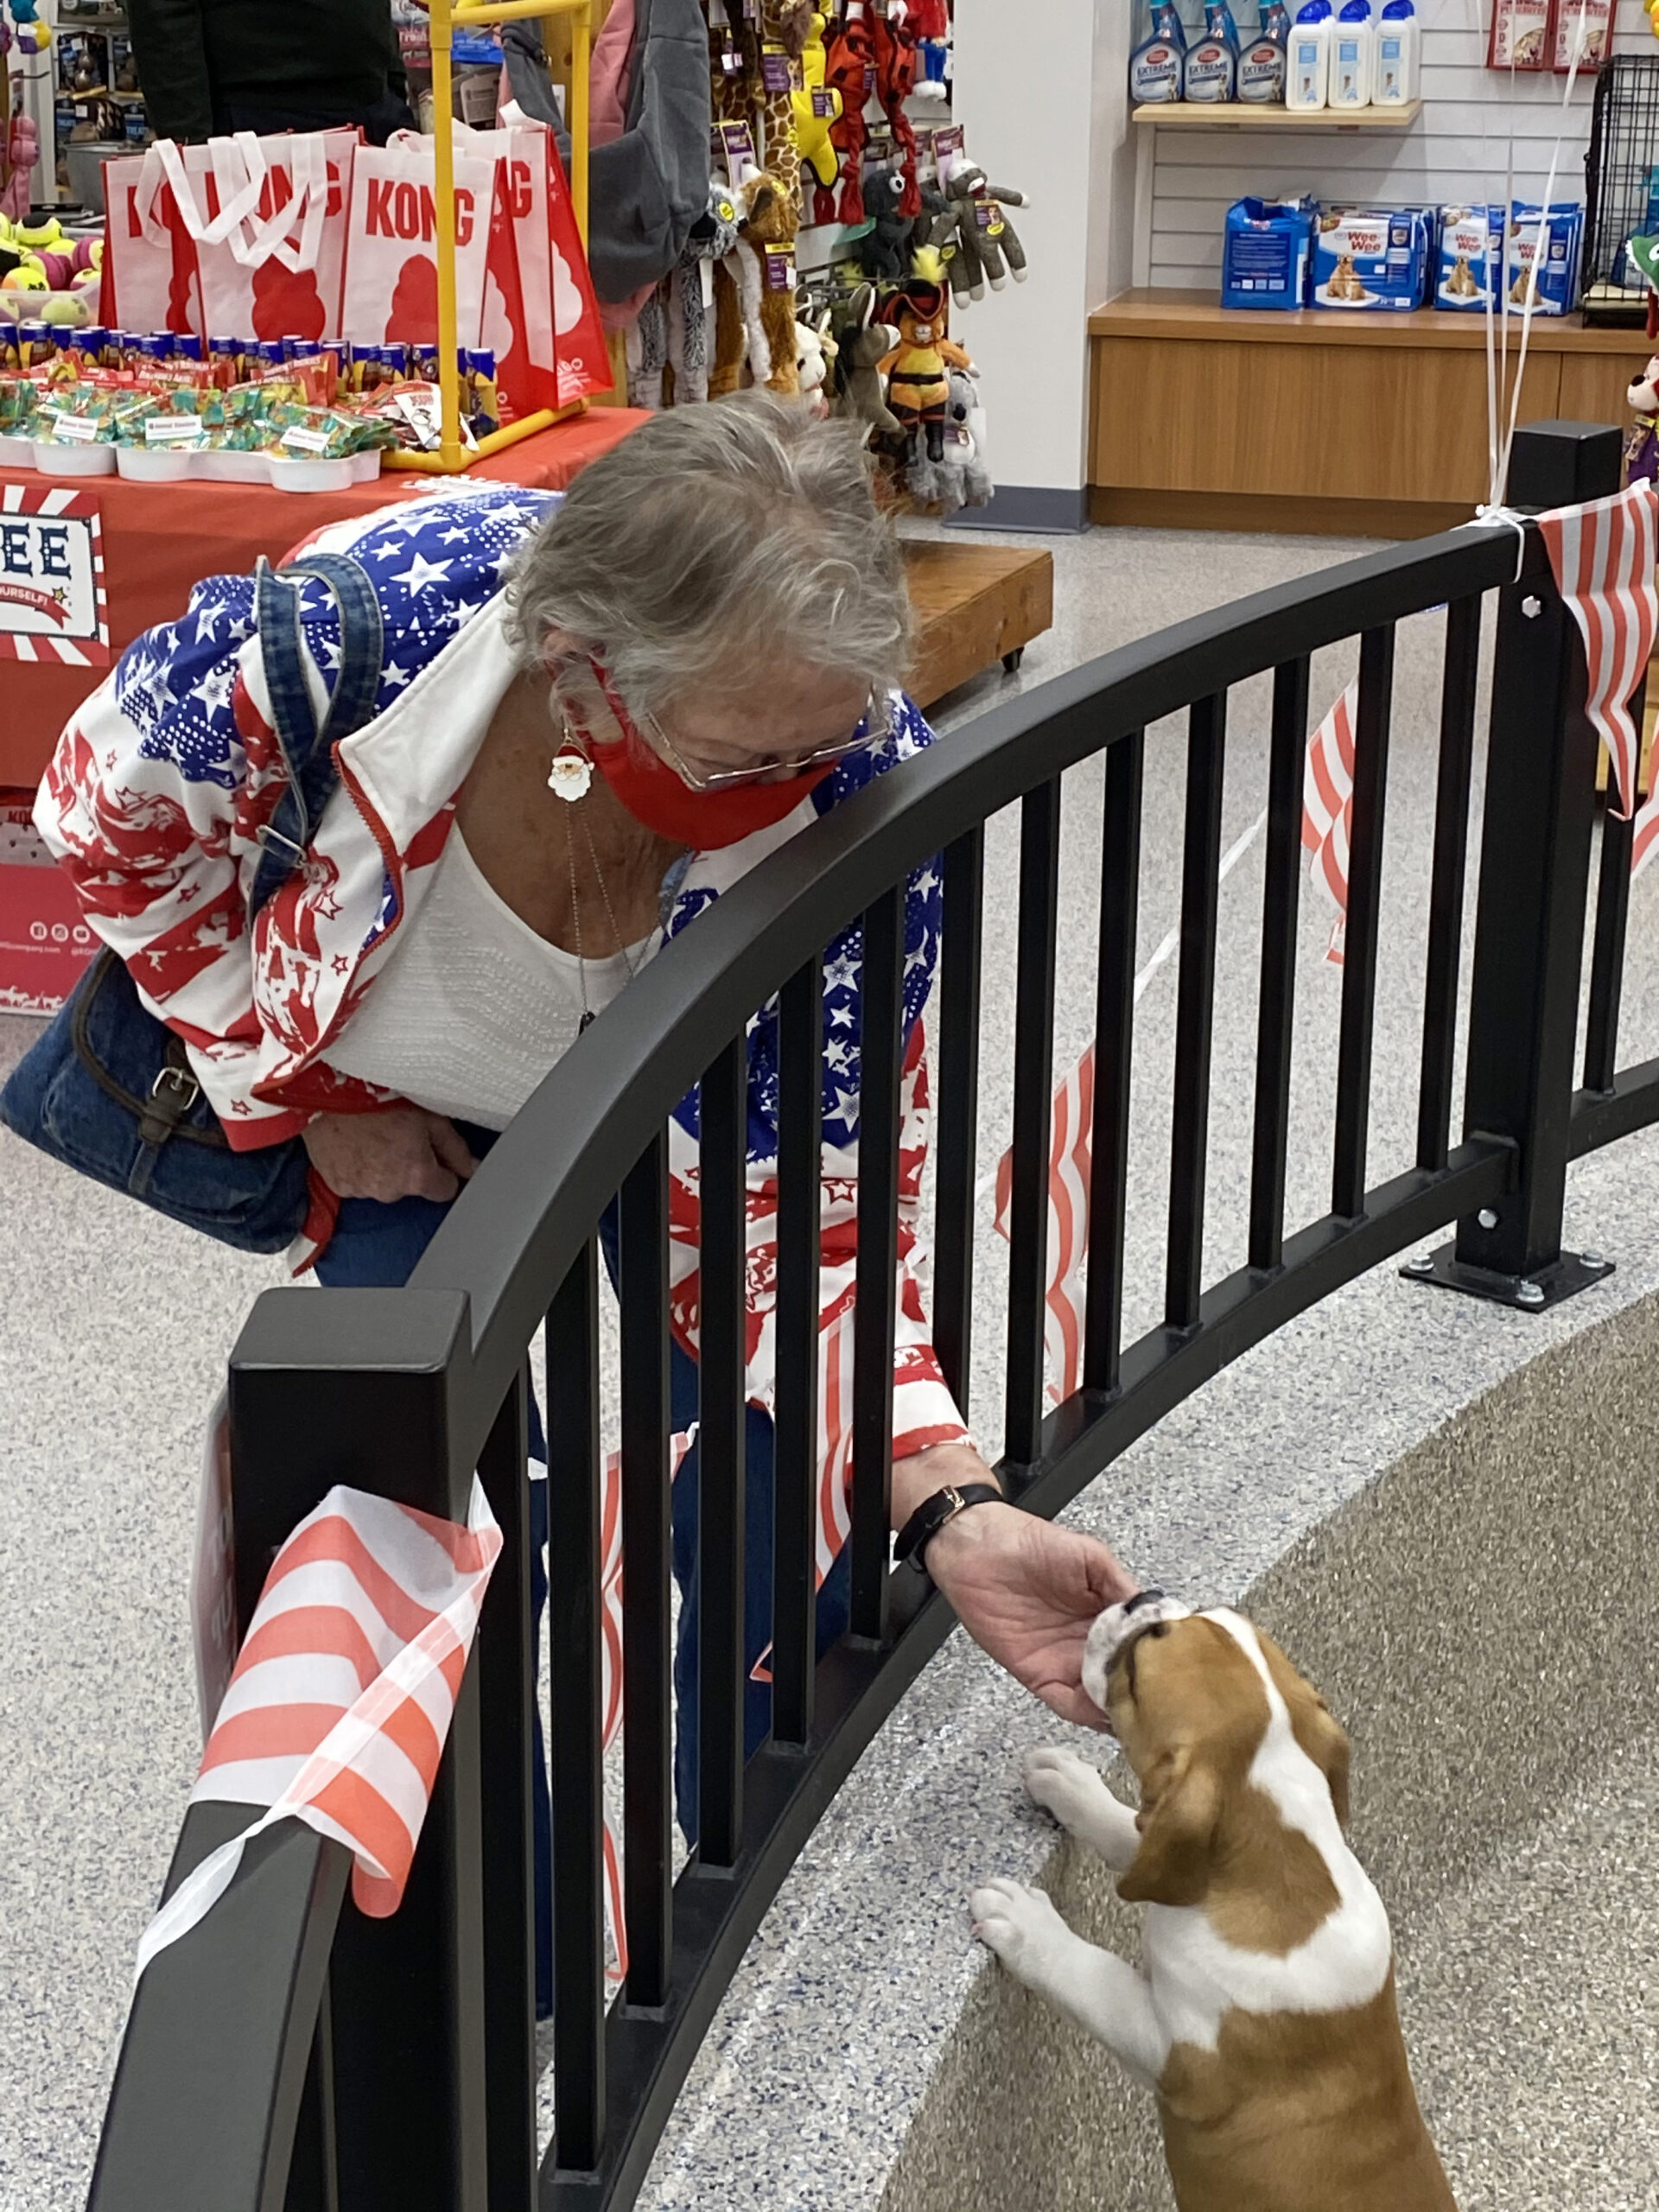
1222 199 1316 310
1312 207 1433 311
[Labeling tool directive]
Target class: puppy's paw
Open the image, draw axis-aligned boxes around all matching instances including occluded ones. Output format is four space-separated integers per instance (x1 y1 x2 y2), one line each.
1023 1744 1113 1832
969 1877 1069 1980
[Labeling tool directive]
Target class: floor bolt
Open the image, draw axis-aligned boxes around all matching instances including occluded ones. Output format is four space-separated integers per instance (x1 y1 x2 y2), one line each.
1516 1280 1546 1306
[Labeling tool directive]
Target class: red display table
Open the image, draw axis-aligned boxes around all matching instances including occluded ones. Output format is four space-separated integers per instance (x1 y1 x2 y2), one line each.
0 409 649 790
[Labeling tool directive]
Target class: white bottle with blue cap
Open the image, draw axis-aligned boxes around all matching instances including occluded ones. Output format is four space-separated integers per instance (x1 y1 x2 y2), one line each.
1374 0 1420 102
1331 0 1373 107
1286 0 1332 110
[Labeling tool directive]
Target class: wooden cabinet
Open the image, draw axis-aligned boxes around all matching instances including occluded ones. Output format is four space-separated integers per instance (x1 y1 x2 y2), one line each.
1089 290 1643 537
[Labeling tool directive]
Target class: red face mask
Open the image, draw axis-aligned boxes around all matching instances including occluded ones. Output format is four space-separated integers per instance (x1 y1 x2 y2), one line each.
583 670 834 851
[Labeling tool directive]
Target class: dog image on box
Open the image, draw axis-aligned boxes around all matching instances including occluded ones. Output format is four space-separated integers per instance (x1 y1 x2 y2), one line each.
971 1595 1458 2212
1324 250 1366 302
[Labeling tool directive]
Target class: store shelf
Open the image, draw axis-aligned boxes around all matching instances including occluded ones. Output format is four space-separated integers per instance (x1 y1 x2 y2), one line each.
1090 287 1643 353
1131 98 1421 129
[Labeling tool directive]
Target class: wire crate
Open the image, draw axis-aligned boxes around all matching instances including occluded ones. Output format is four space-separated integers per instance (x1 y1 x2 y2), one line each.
1583 54 1659 326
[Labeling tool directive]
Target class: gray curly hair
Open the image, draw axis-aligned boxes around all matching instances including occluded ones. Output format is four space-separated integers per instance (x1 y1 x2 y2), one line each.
505 392 912 722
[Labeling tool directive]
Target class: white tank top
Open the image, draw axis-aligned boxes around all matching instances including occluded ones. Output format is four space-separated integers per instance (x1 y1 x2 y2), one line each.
325 825 658 1132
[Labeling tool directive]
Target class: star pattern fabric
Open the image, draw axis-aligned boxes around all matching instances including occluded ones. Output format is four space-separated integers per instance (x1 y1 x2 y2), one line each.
663 692 943 1157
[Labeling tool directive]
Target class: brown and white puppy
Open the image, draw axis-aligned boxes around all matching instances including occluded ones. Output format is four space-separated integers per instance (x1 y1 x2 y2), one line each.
970 1598 1457 2212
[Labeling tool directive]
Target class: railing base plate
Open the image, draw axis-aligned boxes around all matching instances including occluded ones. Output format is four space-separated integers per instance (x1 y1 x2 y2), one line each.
1400 1242 1614 1311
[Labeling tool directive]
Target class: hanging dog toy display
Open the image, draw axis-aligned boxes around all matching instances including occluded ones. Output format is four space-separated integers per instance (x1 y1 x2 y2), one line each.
879 246 969 467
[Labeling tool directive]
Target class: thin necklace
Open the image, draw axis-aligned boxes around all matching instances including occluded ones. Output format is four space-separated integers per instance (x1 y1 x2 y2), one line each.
564 796 646 1033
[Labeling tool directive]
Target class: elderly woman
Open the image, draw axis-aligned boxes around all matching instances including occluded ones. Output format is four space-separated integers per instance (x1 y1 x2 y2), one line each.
16 395 1133 2005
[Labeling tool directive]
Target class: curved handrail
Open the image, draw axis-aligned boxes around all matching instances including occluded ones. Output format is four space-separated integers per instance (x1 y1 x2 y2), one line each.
412 519 1521 1452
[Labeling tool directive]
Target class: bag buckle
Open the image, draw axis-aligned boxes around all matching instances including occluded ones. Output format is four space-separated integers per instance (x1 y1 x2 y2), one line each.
150 1064 201 1114
254 822 308 861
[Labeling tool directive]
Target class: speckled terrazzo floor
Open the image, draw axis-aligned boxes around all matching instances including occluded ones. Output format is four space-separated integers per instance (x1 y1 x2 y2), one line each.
3 518 1659 2211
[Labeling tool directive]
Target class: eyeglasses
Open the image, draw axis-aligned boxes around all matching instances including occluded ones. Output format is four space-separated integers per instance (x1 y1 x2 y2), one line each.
637 690 894 791
586 658 893 791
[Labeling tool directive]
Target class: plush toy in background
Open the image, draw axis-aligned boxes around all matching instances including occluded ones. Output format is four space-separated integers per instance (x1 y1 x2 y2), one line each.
907 0 950 97
0 116 38 224
918 180 976 307
904 360 991 514
1625 349 1659 488
879 247 969 466
5 0 51 53
627 178 743 409
794 304 835 418
831 280 900 440
727 169 800 396
1624 238 1659 484
791 11 842 197
855 151 914 285
942 162 1031 289
868 3 921 218
821 0 876 225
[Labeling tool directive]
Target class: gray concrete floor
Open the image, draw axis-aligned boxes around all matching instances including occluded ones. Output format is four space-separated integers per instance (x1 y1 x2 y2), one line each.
4 518 1657 2209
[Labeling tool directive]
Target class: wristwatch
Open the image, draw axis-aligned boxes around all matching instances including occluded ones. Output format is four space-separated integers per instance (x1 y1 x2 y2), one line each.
893 1482 1005 1573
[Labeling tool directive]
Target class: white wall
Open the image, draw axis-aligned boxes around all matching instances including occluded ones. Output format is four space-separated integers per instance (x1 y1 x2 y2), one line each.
1144 0 1646 290
952 0 1129 497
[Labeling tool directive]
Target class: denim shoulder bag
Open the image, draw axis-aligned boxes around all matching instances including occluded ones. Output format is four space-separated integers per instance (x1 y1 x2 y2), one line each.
0 550 385 1253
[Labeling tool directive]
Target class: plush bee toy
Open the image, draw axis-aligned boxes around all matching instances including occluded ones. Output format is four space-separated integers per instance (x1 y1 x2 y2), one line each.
878 245 970 467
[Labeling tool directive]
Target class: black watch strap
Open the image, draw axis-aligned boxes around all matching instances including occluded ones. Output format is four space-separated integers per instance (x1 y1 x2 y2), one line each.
893 1482 1004 1571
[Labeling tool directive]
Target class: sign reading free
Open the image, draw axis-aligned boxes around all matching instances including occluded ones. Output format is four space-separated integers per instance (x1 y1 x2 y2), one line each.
0 486 111 668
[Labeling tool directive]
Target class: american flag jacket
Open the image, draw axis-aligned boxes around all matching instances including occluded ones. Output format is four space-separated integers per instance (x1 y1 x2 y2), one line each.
35 484 967 1461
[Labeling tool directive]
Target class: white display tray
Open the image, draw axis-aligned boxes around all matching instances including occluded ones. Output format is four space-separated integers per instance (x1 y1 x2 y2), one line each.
0 441 383 491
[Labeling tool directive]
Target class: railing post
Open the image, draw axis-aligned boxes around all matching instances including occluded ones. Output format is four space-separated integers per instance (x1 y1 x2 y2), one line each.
226 1286 491 2212
1408 422 1620 1310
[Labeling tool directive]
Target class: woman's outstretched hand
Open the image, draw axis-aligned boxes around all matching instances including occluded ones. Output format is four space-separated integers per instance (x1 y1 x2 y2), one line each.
895 1444 1138 1729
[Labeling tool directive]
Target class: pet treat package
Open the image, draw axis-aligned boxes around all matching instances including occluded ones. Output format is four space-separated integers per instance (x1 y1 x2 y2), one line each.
1505 200 1583 316
1435 204 1503 310
1221 196 1317 308
1311 204 1433 310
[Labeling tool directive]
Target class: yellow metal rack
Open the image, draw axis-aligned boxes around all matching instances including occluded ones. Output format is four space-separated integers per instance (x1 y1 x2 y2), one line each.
387 0 592 473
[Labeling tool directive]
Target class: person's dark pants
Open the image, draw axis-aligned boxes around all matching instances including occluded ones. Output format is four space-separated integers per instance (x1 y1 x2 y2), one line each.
211 87 416 145
314 1124 853 2016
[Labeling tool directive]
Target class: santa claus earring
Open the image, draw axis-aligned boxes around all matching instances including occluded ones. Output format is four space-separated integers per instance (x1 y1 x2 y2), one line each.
547 699 594 802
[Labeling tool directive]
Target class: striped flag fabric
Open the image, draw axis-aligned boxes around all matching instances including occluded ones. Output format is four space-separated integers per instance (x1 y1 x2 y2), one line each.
992 1044 1096 1409
135 1479 501 1982
1535 481 1659 876
1300 678 1357 968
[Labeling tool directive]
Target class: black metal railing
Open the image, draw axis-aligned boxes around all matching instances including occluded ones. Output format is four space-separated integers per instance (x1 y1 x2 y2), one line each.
85 422 1659 2212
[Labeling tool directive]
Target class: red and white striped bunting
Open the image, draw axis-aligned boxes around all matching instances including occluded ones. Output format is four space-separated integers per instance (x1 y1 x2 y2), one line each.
1536 481 1659 876
991 1046 1095 1408
135 1480 501 1981
1300 678 1357 968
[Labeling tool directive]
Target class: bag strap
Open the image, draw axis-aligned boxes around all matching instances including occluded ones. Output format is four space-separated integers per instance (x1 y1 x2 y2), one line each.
153 133 270 246
226 132 330 275
249 551 385 918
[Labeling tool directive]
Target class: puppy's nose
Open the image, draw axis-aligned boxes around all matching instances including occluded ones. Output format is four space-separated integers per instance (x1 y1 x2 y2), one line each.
1081 1591 1195 1716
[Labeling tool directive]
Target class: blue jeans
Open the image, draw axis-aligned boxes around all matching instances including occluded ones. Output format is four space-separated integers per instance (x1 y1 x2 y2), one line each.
315 1124 853 2011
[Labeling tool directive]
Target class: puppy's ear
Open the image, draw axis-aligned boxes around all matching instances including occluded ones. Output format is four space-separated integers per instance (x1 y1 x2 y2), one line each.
1304 1703 1351 1831
1117 1749 1222 1908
